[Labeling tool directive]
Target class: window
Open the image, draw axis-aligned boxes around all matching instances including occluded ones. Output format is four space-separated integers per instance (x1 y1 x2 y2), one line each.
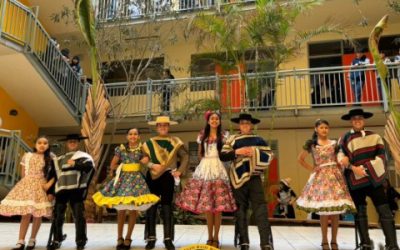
102 57 164 83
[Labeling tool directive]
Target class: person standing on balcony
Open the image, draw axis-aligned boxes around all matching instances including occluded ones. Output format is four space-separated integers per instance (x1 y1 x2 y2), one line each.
47 134 95 250
219 113 274 250
0 136 54 250
160 69 174 114
350 49 370 104
70 56 83 78
142 116 189 250
175 111 237 249
338 108 399 250
92 128 159 250
297 119 355 250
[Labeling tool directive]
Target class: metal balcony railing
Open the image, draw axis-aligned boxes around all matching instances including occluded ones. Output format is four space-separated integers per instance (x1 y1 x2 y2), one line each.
0 0 87 118
96 0 254 22
105 64 400 118
0 129 31 188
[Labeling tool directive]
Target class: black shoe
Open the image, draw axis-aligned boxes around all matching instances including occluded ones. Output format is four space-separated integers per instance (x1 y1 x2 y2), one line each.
123 239 132 250
11 243 24 250
47 241 61 250
26 241 36 250
116 238 124 250
261 245 273 250
164 239 175 250
145 240 156 250
76 245 85 250
240 245 250 250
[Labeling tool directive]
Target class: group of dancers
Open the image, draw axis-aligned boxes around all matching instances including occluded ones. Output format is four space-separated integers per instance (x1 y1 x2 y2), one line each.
0 108 398 250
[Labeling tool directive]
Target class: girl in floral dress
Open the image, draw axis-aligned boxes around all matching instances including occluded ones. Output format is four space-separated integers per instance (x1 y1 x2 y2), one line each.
93 128 159 250
176 111 236 248
0 136 54 250
297 119 355 250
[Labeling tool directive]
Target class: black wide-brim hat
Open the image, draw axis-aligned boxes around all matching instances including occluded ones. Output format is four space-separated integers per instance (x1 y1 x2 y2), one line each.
59 133 88 141
341 108 373 121
231 113 260 124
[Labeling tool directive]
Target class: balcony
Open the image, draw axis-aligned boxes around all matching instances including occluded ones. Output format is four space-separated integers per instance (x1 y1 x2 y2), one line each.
0 0 87 126
96 0 254 22
105 64 400 122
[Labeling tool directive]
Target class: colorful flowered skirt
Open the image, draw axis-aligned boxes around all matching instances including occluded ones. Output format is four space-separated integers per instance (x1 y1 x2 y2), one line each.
0 175 52 218
93 171 159 211
296 164 355 215
176 157 236 214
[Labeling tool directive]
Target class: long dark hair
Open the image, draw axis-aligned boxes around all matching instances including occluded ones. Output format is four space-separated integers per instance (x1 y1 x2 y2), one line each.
303 119 329 152
125 127 140 149
33 135 53 177
200 112 223 157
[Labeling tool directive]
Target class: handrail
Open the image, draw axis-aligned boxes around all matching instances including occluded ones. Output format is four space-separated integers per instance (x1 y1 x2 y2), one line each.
95 0 256 22
105 64 400 117
0 129 32 188
0 0 87 118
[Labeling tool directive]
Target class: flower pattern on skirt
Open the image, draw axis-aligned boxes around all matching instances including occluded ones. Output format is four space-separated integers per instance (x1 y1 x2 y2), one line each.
297 140 355 215
93 144 159 211
176 142 236 214
0 153 52 218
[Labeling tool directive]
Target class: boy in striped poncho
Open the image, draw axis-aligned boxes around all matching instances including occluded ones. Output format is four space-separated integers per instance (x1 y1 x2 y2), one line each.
338 108 399 250
220 113 274 250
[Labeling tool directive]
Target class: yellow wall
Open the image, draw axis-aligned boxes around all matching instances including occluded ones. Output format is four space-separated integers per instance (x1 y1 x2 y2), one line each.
0 86 38 145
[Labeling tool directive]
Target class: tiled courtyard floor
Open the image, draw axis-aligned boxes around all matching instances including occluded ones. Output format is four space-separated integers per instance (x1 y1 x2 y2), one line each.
0 223 391 250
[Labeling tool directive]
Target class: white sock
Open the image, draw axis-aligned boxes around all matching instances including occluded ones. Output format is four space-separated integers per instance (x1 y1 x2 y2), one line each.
16 239 25 245
28 238 36 246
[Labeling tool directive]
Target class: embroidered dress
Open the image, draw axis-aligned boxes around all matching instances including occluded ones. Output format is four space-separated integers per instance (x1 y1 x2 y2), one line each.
93 144 159 211
297 140 355 215
176 135 236 214
0 153 52 217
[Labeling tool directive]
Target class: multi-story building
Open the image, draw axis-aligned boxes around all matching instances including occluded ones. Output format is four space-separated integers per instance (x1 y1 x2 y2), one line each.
0 0 86 196
1 0 400 223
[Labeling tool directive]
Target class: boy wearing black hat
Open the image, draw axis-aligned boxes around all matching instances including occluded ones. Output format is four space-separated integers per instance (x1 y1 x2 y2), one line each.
338 109 399 250
220 113 274 250
47 134 95 250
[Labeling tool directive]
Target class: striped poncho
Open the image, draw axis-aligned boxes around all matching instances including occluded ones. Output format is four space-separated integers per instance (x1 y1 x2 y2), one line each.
338 129 387 190
220 133 273 189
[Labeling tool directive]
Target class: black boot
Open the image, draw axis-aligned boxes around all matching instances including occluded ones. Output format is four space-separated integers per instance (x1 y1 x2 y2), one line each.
145 205 158 250
355 205 373 249
376 204 400 250
240 244 250 250
235 205 250 247
261 245 274 250
161 205 175 250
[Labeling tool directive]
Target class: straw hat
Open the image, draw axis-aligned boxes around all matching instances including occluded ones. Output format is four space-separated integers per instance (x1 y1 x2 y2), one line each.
280 178 292 187
148 116 178 126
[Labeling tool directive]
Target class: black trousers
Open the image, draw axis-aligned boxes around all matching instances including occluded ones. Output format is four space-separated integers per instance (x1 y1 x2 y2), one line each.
349 185 388 207
146 170 175 205
233 175 273 247
53 197 87 247
145 171 175 240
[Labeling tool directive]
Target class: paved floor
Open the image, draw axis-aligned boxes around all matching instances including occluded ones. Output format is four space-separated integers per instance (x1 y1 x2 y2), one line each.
0 223 391 250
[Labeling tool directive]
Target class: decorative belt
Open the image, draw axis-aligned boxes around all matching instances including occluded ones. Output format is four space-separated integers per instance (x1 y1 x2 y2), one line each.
122 163 141 172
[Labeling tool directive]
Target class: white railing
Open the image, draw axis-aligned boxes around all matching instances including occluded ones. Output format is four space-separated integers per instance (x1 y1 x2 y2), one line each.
96 0 253 21
105 64 400 117
0 0 87 118
0 129 31 188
